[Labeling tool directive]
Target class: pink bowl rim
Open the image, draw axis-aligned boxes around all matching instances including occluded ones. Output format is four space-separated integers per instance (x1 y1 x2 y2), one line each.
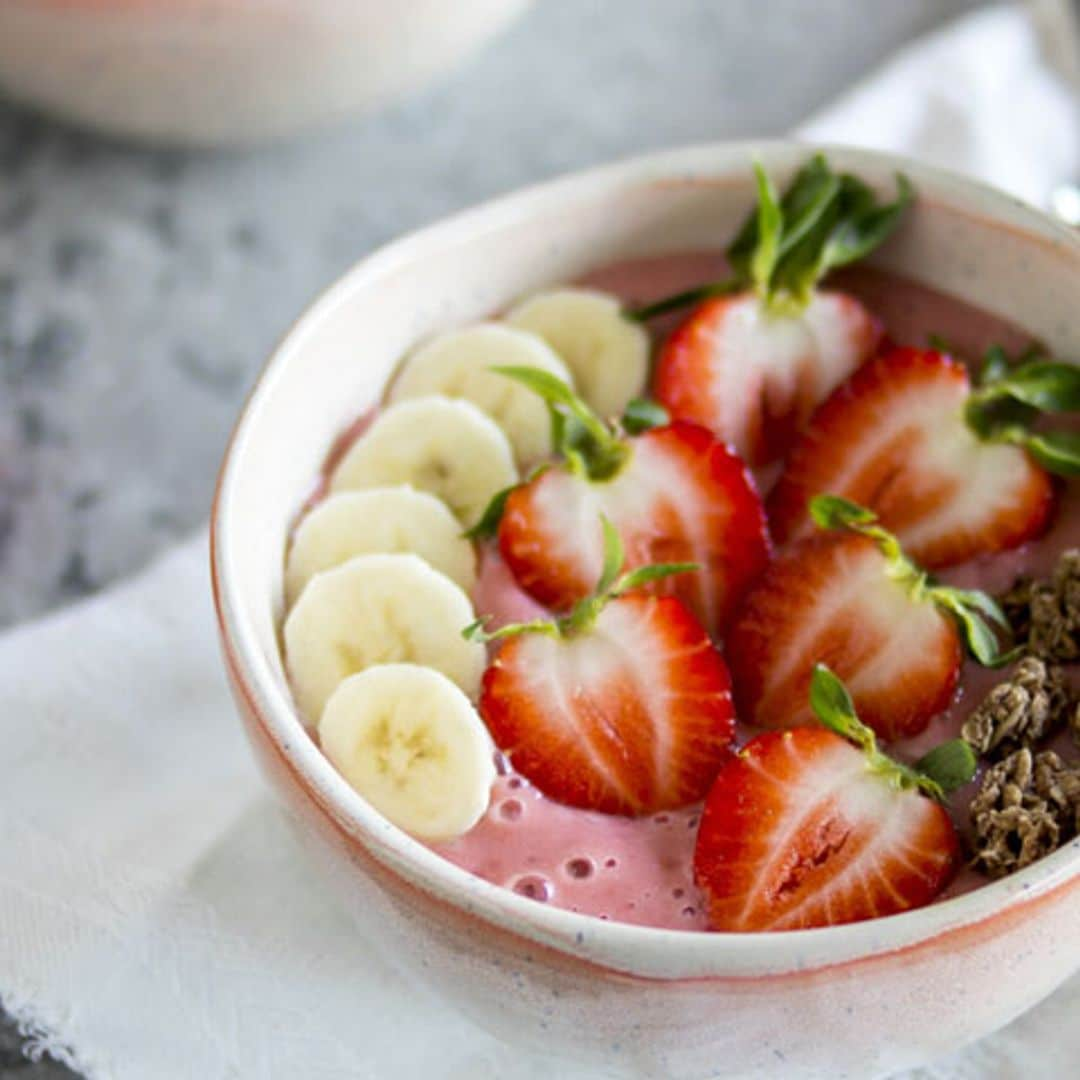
211 139 1080 980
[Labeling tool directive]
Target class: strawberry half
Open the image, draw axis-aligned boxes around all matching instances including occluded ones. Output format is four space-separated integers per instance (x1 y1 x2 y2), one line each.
642 155 910 465
470 520 736 815
654 289 880 466
725 495 1010 741
768 345 1078 568
694 665 969 932
482 368 770 639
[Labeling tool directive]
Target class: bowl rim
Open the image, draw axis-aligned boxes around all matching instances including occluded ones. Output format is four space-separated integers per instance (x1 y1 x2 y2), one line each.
211 138 1080 980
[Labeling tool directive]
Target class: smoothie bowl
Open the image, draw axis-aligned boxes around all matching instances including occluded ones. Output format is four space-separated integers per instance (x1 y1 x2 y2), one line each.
211 142 1080 1079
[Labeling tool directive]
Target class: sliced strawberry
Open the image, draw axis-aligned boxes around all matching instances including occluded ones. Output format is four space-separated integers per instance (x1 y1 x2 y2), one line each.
694 727 960 931
724 496 1009 741
637 155 911 466
474 525 736 815
653 289 881 465
694 664 965 931
498 420 771 638
768 346 1058 568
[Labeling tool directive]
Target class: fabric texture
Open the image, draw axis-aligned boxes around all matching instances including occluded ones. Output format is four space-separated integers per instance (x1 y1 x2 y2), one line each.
1 5 1077 1078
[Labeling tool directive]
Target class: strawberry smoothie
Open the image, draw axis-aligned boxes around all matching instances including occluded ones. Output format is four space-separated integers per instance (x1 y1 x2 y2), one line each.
425 252 1080 930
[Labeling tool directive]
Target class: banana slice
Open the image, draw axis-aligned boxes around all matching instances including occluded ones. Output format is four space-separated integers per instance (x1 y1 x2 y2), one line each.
285 487 476 607
320 663 496 840
330 397 517 527
506 288 649 420
284 552 485 724
389 323 572 465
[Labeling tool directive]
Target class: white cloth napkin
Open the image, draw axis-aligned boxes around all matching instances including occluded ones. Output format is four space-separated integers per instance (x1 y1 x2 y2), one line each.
1 5 1077 1078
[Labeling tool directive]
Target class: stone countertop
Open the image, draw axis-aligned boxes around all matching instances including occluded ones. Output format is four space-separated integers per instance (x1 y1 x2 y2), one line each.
0 0 982 1074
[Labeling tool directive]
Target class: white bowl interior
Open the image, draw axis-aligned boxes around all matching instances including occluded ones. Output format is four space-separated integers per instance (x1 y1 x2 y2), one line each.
215 141 1080 977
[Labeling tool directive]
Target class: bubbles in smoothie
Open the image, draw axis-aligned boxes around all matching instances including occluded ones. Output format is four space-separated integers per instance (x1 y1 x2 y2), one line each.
493 751 512 776
603 857 618 869
564 857 594 880
653 814 670 825
681 906 696 918
498 798 523 822
512 874 553 902
507 776 523 790
672 887 685 899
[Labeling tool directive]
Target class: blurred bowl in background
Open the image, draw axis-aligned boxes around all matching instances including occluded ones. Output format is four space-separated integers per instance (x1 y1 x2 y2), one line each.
0 0 530 146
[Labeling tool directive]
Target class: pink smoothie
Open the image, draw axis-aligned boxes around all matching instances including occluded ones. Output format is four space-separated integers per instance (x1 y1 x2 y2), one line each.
428 253 1080 929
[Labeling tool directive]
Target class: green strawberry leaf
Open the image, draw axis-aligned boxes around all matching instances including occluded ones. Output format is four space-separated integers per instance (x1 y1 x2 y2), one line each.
493 365 629 480
748 162 784 294
775 154 842 258
808 493 879 531
621 397 669 435
941 586 1010 629
963 345 1080 473
636 155 914 320
464 483 519 541
809 665 948 801
595 516 625 596
913 739 978 794
819 172 913 271
989 361 1080 413
615 561 699 594
979 344 1011 385
626 278 741 322
1022 429 1080 475
809 663 872 750
461 614 560 644
929 585 1009 666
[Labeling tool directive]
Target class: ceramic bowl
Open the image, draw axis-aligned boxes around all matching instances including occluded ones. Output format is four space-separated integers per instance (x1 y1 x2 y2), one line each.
0 0 529 145
211 142 1080 1079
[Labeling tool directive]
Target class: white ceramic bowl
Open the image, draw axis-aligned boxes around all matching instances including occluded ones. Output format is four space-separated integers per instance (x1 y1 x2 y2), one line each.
211 142 1080 1079
0 0 529 145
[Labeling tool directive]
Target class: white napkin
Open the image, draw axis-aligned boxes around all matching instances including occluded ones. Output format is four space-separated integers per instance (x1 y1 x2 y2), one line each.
1 5 1077 1079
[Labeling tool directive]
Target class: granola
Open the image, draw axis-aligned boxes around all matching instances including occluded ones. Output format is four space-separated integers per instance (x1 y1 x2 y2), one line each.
1028 549 1080 662
960 657 1070 758
970 748 1080 878
998 575 1033 642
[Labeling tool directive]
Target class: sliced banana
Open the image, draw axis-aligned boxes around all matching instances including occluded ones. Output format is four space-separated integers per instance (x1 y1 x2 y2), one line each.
284 552 485 725
506 288 649 420
330 397 517 527
285 487 476 607
389 323 572 465
320 663 496 840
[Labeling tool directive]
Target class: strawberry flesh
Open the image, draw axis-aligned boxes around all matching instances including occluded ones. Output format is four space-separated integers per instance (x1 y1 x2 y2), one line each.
498 421 771 638
724 532 962 741
479 594 736 815
693 727 959 931
768 346 1057 567
653 290 881 466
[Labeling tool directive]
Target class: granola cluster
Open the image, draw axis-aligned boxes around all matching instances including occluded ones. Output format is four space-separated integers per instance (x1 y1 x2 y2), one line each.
967 551 1080 877
961 657 1070 758
1011 548 1080 662
970 749 1080 878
